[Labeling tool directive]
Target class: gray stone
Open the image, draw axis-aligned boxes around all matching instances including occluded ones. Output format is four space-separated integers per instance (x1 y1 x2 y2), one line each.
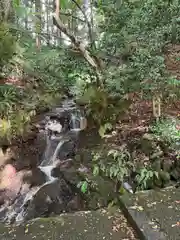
0 210 138 240
141 134 157 155
120 187 180 240
162 158 174 172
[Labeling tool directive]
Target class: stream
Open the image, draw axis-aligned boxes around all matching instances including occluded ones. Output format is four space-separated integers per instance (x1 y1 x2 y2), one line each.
0 99 90 224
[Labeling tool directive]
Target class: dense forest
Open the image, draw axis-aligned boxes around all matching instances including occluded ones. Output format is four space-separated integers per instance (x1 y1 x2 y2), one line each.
0 0 179 198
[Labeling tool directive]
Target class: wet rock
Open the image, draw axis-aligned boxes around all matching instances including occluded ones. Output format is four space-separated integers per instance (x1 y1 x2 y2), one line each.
22 168 47 187
13 178 82 223
151 159 161 171
66 195 85 211
162 158 174 172
159 171 170 184
7 132 47 170
58 163 82 186
170 157 180 180
57 139 77 160
45 111 71 133
0 99 88 224
171 168 180 180
0 145 17 167
86 176 117 209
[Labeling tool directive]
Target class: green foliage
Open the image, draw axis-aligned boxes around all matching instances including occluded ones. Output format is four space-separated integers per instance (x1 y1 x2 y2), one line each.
98 0 180 97
0 85 21 116
92 148 134 184
0 109 36 141
4 35 93 96
79 86 131 125
10 0 180 131
11 0 180 103
0 23 16 70
77 180 89 194
150 118 180 144
135 167 159 190
164 76 180 103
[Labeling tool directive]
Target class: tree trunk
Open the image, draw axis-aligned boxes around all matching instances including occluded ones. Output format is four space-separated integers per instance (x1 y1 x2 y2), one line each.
0 0 14 22
35 0 41 49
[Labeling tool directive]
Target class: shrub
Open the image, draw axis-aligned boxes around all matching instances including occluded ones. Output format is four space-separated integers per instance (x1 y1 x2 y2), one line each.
0 23 16 71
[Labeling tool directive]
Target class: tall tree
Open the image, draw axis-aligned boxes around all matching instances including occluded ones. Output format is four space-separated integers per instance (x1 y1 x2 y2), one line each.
35 0 42 49
0 0 14 22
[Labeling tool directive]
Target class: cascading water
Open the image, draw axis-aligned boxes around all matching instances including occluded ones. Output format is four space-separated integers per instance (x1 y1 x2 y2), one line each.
0 99 87 224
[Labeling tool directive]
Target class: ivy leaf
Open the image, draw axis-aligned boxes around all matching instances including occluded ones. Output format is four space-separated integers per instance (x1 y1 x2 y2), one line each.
81 181 88 193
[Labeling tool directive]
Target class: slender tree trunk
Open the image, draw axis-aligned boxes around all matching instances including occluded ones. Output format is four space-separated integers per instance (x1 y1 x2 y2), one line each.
152 93 162 121
35 0 41 49
55 0 61 45
0 0 15 23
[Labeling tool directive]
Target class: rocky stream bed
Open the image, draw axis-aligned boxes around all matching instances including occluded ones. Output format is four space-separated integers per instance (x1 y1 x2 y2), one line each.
0 97 179 239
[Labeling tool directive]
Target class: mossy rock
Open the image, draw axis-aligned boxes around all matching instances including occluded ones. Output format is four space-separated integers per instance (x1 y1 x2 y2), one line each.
159 171 171 183
151 159 161 171
171 167 180 180
153 171 170 188
141 133 158 155
87 176 116 209
162 158 174 172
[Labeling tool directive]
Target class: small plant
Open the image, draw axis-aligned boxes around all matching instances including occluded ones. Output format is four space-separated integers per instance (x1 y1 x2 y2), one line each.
80 86 131 126
0 85 20 116
0 109 36 142
150 118 180 144
135 167 159 190
92 148 134 189
0 23 16 70
77 180 89 194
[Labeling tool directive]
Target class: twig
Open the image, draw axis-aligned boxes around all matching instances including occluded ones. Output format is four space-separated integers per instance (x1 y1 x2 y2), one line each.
60 11 85 23
70 0 94 48
53 13 97 69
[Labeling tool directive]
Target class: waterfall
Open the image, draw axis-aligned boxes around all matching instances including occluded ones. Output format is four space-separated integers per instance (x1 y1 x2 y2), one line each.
0 99 87 224
38 166 56 181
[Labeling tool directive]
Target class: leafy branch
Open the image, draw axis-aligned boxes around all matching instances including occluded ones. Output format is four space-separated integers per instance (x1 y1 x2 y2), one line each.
53 12 104 87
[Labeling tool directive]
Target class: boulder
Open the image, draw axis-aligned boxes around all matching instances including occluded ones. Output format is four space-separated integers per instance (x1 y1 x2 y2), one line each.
141 133 157 155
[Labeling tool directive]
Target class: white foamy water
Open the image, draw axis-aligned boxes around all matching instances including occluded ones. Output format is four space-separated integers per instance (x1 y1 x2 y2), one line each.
50 139 69 163
45 120 62 133
0 100 88 224
38 165 56 181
